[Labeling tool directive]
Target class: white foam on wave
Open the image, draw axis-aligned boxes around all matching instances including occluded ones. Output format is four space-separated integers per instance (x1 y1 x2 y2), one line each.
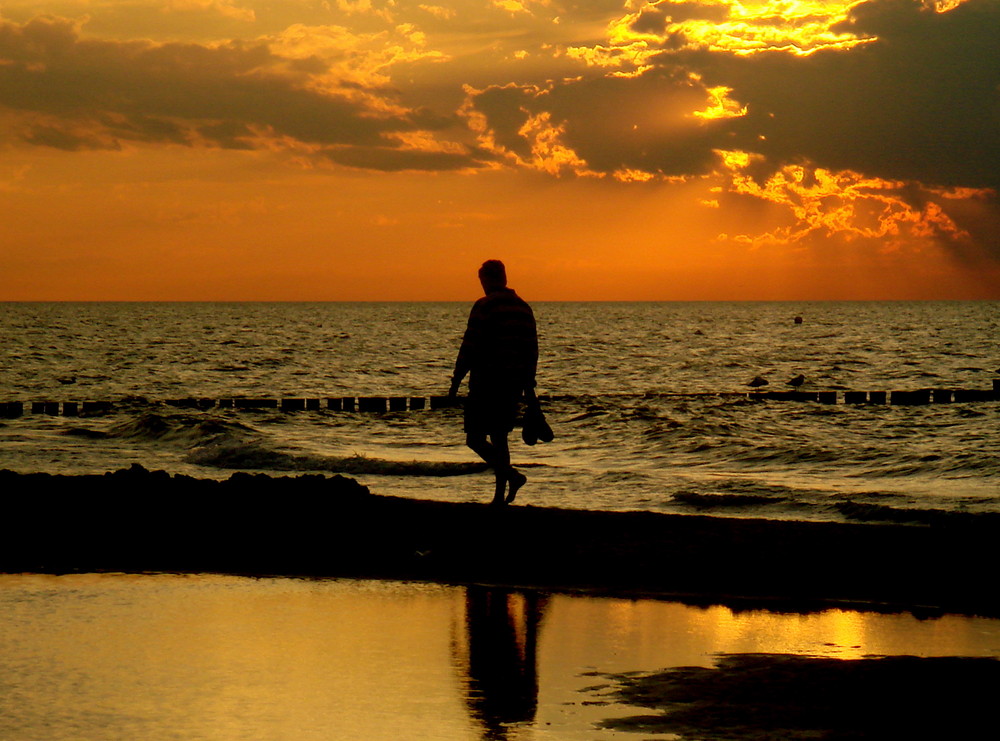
184 441 487 477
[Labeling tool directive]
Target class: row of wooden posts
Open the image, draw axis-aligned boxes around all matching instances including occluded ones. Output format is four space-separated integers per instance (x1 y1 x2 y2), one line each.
748 385 999 405
0 396 460 418
1 381 998 417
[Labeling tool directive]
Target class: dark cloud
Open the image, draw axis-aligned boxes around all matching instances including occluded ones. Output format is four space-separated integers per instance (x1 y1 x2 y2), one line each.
630 8 669 35
23 122 118 151
468 84 539 161
454 0 1000 265
463 0 999 252
631 0 731 31
0 15 476 169
4 1 998 192
549 71 727 176
469 0 999 187
196 120 258 150
942 190 1000 260
703 0 1000 190
322 144 491 172
470 69 723 177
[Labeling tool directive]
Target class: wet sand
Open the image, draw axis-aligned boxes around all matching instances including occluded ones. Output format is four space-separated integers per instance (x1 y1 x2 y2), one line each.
588 653 1000 739
2 466 997 617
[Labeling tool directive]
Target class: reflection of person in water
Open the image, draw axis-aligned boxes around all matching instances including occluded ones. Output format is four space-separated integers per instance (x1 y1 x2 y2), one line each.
455 586 547 740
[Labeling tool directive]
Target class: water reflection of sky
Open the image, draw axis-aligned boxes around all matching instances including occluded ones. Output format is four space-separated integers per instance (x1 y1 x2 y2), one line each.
1 574 997 741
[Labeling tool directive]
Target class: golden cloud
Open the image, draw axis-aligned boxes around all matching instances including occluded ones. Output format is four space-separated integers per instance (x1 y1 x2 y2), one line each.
517 110 602 177
165 0 256 22
0 15 481 172
459 83 594 176
266 22 448 97
714 148 987 247
691 84 747 119
569 0 877 75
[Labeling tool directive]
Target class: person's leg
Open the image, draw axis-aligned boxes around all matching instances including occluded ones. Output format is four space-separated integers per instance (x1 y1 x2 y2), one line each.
486 429 527 505
488 429 511 505
468 431 514 505
466 389 526 505
505 467 527 504
466 432 497 465
465 392 497 466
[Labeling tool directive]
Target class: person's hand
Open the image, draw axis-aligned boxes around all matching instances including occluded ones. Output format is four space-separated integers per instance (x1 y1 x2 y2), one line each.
448 378 460 399
524 386 539 408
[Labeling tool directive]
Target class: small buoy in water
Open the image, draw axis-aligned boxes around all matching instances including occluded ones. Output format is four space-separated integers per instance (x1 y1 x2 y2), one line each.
693 329 705 336
788 374 806 387
748 376 769 387
794 316 803 325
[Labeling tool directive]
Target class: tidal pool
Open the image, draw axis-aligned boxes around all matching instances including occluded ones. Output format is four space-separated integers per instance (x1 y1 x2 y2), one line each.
1 573 998 740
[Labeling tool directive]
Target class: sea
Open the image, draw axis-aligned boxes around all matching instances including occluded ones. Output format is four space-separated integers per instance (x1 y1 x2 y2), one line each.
3 301 1000 741
2 301 998 524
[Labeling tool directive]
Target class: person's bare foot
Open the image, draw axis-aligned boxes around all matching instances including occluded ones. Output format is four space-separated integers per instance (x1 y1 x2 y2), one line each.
505 470 527 504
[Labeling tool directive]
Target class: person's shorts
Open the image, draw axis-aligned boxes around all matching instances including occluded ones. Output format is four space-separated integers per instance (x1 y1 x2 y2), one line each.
463 385 523 436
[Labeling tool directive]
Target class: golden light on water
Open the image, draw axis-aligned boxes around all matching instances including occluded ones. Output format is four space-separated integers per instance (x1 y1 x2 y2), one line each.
3 575 1000 739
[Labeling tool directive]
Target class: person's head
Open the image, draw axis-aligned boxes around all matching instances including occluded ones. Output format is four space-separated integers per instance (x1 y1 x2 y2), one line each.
478 259 507 292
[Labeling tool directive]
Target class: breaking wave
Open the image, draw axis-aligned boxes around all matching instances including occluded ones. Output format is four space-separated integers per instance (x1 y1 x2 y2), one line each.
185 441 488 477
106 411 489 477
109 411 260 448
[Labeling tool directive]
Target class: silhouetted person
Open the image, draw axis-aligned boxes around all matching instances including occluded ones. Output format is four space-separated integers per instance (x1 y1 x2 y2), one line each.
456 587 546 740
449 260 538 506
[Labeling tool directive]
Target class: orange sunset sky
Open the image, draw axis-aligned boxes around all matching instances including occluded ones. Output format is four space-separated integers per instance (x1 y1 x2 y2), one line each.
1 0 998 301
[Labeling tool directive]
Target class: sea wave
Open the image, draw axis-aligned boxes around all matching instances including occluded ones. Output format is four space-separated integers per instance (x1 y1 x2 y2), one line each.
834 501 1000 528
671 492 789 510
669 487 1000 527
185 441 489 477
103 410 489 477
109 411 260 448
61 427 110 440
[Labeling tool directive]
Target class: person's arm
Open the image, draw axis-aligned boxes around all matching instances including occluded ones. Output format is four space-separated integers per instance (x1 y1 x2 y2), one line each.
524 306 539 394
524 385 539 409
449 367 466 397
450 302 482 396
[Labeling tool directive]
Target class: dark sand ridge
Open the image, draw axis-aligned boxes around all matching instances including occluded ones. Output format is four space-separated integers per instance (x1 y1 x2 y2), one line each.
2 466 997 618
586 654 1000 739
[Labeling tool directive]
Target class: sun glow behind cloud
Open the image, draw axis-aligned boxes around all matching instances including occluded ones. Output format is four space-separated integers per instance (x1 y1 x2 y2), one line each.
573 0 877 75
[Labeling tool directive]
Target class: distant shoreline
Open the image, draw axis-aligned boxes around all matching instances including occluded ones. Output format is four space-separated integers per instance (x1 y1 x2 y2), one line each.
3 466 997 618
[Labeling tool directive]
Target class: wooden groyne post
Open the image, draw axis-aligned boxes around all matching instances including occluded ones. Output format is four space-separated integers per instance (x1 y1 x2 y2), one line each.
5 381 999 417
0 401 23 418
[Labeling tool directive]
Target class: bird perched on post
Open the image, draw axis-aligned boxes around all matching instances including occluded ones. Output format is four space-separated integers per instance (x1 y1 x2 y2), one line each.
748 376 768 387
788 374 805 387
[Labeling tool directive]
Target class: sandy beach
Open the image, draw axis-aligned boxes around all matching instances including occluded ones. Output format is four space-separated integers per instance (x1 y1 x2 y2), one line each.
3 465 996 618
